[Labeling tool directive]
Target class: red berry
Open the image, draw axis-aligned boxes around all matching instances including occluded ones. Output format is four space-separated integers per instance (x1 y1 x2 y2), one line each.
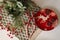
34 9 58 31
0 16 2 20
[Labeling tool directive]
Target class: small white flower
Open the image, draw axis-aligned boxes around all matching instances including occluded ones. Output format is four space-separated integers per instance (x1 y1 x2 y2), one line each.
17 1 26 12
17 1 23 8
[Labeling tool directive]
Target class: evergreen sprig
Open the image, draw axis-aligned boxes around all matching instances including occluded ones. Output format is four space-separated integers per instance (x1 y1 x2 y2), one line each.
3 0 26 17
1 0 40 29
2 0 26 28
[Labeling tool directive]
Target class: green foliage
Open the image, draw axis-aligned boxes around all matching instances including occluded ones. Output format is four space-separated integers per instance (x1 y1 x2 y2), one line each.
1 0 40 29
4 0 26 17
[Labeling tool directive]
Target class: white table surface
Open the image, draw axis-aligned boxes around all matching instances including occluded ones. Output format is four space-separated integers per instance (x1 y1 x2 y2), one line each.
32 0 60 40
0 29 19 40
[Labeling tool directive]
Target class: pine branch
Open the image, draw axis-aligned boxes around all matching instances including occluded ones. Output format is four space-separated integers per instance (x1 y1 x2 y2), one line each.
0 0 41 29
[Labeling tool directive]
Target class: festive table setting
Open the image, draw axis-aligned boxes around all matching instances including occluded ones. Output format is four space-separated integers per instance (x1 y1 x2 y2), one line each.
0 0 60 40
